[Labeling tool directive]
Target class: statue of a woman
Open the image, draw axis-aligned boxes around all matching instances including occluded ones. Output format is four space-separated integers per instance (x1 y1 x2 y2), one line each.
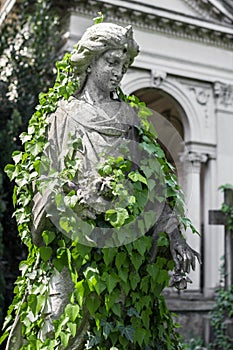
4 22 200 350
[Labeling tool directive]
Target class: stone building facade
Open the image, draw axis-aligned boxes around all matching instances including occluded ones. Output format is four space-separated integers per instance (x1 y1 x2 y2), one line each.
67 0 233 340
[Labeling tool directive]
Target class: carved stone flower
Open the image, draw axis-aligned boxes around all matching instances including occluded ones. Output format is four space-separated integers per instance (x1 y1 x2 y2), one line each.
169 270 192 290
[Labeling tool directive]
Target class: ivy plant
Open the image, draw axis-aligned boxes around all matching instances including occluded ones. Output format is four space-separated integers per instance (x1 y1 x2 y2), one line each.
207 184 233 350
0 16 198 350
0 0 75 328
209 285 233 350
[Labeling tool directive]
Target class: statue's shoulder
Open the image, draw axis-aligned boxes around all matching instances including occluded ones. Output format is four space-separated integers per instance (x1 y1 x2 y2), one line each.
57 96 83 112
119 99 140 125
48 97 85 122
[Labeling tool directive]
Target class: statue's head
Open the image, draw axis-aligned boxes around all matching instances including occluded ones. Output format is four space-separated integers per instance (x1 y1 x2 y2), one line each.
70 22 139 91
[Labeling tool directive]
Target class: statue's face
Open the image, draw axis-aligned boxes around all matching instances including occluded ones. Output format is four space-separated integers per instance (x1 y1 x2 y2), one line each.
88 49 129 94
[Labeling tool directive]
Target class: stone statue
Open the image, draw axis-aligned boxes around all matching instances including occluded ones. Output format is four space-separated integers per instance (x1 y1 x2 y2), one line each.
5 22 200 350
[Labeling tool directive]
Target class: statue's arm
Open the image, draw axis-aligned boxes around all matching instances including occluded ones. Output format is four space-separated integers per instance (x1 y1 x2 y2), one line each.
31 103 74 244
153 203 201 274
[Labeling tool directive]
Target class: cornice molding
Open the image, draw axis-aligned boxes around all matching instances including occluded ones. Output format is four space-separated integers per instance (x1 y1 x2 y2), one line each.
75 0 233 49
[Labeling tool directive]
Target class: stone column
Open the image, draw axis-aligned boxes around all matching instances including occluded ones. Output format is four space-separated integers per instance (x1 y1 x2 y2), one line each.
203 156 222 297
182 151 208 290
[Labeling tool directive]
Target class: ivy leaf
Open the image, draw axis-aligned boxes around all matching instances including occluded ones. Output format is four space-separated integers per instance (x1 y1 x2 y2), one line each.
60 331 71 348
4 164 16 181
12 151 22 164
102 271 119 293
143 211 157 232
42 230 56 246
93 12 104 24
67 322 77 338
115 252 126 271
141 141 156 155
118 267 128 283
86 293 100 315
26 140 44 157
140 275 150 294
65 304 80 322
127 307 140 318
101 320 114 339
219 183 233 191
131 252 144 272
27 294 37 316
105 208 129 228
56 194 66 213
27 294 46 316
75 280 85 306
118 325 135 343
134 327 147 347
146 264 160 282
39 246 52 262
59 216 72 233
157 232 169 247
128 171 147 185
157 269 169 285
141 309 151 329
0 332 9 345
112 303 121 317
133 236 151 256
19 132 32 144
103 248 116 265
129 272 140 290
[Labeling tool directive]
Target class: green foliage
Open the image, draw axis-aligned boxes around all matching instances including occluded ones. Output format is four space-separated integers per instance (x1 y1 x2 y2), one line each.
181 336 205 350
0 0 75 329
0 50 185 347
218 184 233 231
207 184 233 350
209 286 233 350
93 12 104 24
0 15 198 349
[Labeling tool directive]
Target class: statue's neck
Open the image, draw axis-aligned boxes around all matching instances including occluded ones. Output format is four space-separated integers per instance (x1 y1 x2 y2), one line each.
81 80 112 105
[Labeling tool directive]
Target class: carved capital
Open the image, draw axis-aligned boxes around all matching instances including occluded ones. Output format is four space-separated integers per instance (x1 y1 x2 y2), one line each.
180 151 208 173
214 81 233 108
187 152 208 164
151 69 167 87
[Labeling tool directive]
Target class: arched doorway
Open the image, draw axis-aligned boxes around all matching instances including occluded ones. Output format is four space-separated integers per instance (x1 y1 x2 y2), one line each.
134 87 188 191
133 87 202 290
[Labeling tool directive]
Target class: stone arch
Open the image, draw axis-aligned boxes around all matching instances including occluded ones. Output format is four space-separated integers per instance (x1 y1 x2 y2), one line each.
122 71 201 143
122 71 203 289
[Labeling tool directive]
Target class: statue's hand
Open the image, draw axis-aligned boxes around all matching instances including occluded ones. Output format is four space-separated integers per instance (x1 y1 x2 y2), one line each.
168 229 201 274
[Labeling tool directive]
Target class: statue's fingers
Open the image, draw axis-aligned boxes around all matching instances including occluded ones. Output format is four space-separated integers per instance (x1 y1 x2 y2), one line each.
172 249 181 271
190 253 196 271
194 250 202 264
183 253 190 273
185 249 196 272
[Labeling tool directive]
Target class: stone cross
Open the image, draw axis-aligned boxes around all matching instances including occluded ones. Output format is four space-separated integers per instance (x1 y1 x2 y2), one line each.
209 188 233 290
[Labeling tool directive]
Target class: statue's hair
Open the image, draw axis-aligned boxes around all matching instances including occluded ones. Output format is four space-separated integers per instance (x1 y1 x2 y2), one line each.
70 23 139 91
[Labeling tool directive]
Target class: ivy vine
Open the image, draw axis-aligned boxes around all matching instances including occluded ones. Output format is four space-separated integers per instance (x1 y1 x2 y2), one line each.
209 285 233 350
0 0 75 329
0 18 198 349
207 184 233 350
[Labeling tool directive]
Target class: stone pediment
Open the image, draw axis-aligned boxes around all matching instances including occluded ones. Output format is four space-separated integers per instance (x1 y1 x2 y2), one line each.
138 0 233 24
183 0 233 24
76 0 233 48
